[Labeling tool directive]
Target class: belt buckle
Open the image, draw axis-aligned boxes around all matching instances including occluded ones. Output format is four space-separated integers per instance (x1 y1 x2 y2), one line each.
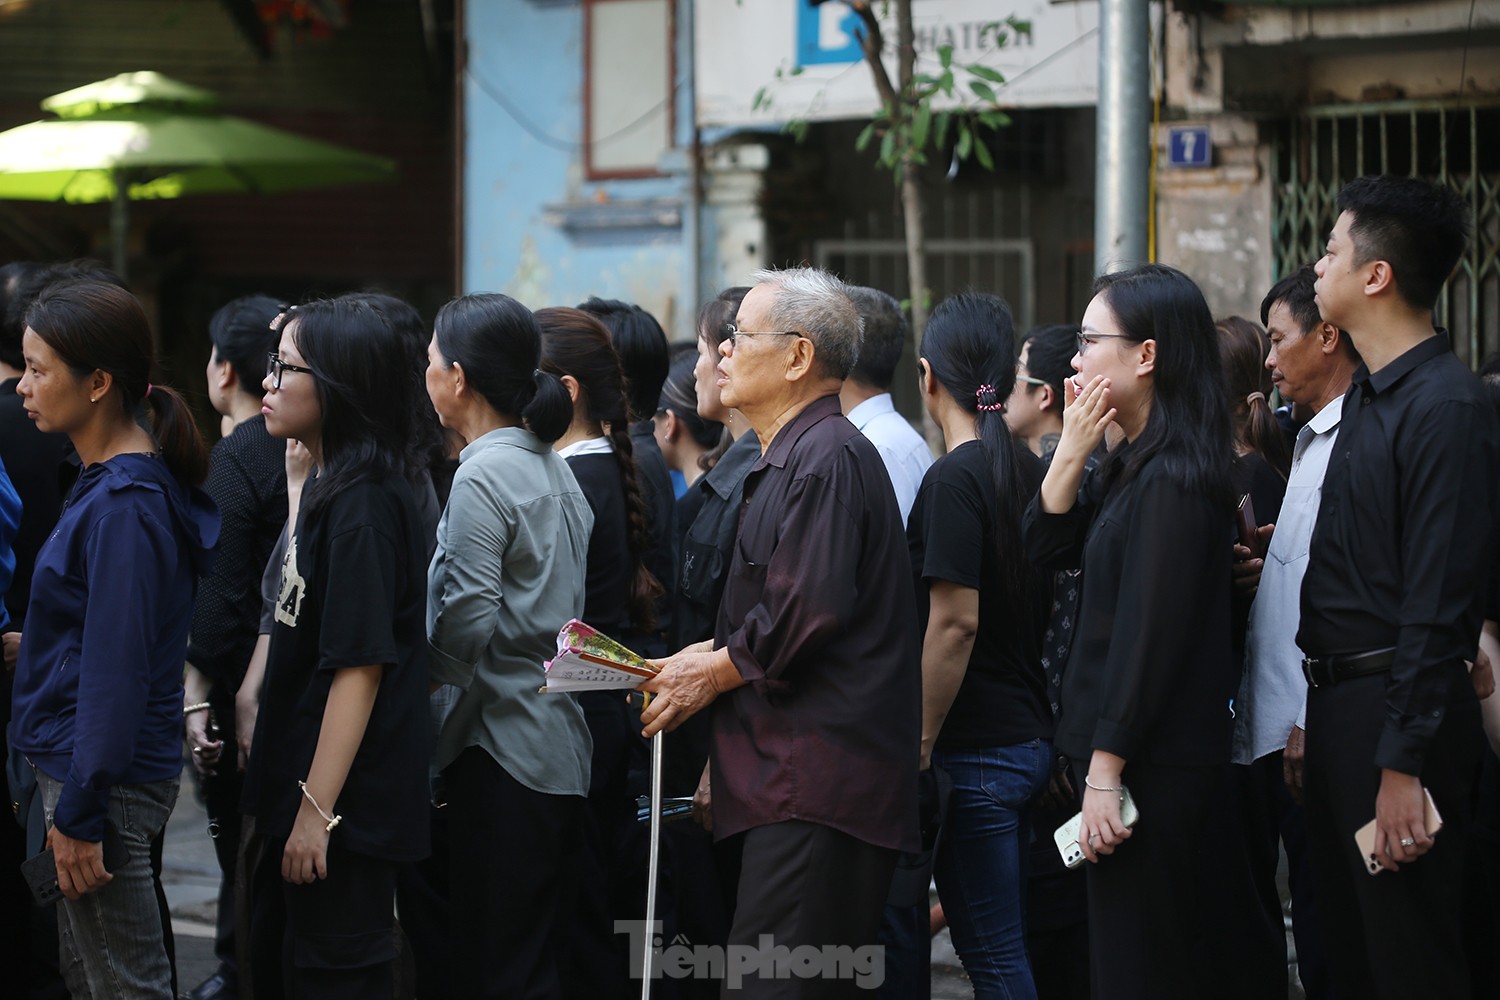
1302 657 1323 688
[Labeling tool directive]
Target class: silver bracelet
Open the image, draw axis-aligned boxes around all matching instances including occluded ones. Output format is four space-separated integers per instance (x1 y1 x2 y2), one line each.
183 701 212 716
1084 775 1124 798
297 780 342 832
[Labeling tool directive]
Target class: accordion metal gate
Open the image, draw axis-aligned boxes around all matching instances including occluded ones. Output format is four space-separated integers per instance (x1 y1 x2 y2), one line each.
1270 101 1500 365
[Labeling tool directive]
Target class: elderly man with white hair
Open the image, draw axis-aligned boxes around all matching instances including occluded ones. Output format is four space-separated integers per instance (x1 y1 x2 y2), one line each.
640 267 920 996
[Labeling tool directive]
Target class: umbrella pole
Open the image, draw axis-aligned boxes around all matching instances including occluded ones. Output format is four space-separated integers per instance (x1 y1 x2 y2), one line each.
641 730 663 999
110 173 128 282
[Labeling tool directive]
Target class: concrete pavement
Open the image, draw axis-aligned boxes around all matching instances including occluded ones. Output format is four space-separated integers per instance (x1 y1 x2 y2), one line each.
160 780 223 994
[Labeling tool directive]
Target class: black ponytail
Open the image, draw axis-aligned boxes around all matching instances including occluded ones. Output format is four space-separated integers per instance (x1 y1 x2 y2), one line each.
921 292 1043 606
521 368 573 443
28 278 209 485
434 293 574 444
1216 315 1290 478
145 385 210 485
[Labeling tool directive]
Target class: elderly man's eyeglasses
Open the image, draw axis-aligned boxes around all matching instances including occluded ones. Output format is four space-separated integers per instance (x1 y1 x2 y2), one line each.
725 327 798 350
266 353 314 390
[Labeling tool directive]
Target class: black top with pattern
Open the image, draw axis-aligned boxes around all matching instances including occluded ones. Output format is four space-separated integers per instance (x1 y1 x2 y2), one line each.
187 415 288 702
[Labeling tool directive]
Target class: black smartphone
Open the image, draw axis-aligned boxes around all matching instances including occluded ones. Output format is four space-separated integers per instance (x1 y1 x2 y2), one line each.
1236 493 1262 557
21 822 128 906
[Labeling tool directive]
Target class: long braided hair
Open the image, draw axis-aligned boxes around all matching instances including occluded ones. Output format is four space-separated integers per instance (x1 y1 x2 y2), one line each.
536 306 664 632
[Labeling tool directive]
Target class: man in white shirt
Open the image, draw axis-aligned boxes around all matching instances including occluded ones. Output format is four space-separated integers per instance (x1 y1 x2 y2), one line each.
840 286 932 524
1231 265 1359 1000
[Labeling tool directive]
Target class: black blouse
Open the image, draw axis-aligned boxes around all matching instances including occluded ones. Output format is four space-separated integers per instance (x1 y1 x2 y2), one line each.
564 452 635 643
662 430 758 797
1023 454 1235 767
631 422 678 658
672 430 759 650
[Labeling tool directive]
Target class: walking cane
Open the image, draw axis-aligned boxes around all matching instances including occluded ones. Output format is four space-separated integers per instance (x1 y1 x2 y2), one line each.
641 728 664 999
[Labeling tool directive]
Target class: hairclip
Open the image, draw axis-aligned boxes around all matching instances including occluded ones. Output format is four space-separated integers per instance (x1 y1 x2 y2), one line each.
976 384 1004 412
269 303 298 333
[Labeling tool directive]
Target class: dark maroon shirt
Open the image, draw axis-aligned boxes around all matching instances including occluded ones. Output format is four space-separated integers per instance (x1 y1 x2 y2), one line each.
712 393 921 852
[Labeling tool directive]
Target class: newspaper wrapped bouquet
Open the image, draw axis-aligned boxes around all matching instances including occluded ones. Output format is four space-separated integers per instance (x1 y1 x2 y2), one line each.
540 619 657 693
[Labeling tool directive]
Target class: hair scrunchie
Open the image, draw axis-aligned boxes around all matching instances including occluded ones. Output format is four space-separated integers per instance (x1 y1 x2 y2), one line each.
1246 391 1266 406
975 384 1004 412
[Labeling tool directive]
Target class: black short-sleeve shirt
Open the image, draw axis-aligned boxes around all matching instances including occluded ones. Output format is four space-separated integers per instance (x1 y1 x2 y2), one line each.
908 440 1052 749
242 477 431 862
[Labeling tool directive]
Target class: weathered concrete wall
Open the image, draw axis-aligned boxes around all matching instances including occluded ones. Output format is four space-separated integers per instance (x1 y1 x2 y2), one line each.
1154 116 1274 319
464 0 691 334
1227 0 1500 47
1160 0 1492 315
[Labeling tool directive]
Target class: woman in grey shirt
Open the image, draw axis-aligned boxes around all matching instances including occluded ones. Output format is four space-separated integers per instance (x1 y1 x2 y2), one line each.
423 293 594 998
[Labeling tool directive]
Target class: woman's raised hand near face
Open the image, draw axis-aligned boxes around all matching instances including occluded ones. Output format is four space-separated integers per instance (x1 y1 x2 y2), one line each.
1058 375 1115 465
1039 375 1115 514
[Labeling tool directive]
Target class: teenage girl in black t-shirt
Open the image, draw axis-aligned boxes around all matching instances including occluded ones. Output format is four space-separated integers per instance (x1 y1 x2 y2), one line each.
536 306 663 998
243 296 431 1000
910 292 1053 998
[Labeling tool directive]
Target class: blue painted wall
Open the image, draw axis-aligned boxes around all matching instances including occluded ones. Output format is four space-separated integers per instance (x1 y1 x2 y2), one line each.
463 0 697 339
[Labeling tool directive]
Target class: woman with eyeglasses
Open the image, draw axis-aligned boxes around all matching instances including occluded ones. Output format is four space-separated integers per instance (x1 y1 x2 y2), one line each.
242 296 431 1000
422 293 593 996
11 278 217 998
673 288 754 656
1023 264 1236 999
642 289 758 973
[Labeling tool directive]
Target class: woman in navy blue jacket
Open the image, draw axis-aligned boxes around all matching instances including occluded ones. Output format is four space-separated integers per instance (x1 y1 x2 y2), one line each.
11 278 217 998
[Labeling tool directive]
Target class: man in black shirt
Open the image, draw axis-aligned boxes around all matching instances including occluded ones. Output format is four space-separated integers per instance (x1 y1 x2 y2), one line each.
1298 175 1500 999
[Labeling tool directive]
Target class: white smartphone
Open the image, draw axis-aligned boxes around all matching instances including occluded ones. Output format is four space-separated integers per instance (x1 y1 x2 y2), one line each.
1354 787 1443 875
1054 787 1139 869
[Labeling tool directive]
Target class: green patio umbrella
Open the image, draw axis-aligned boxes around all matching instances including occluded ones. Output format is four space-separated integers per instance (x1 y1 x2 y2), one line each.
0 72 397 277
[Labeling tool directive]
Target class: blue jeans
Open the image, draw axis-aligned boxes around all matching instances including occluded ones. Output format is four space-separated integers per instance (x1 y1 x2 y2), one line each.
933 739 1052 1000
36 769 178 1000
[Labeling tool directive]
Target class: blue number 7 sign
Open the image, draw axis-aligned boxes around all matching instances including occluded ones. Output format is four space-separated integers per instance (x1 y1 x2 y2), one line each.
1168 126 1212 168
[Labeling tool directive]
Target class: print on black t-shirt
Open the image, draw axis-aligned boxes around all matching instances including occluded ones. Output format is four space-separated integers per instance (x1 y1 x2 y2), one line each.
274 532 306 628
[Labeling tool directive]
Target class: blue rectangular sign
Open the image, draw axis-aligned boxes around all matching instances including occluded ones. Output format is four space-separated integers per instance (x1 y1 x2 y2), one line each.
1167 126 1212 168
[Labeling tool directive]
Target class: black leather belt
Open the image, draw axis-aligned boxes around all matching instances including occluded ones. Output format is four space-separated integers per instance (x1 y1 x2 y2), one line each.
1302 647 1396 688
